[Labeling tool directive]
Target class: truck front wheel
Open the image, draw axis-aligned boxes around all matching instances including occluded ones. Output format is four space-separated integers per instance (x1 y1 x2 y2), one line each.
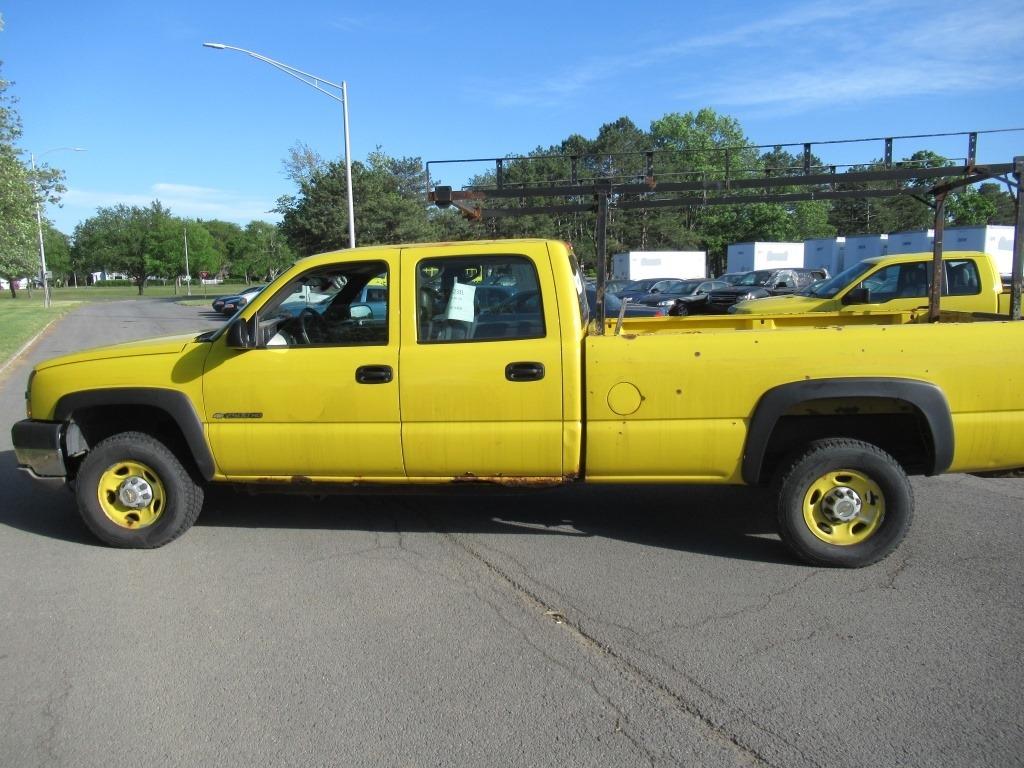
75 431 204 548
776 438 912 568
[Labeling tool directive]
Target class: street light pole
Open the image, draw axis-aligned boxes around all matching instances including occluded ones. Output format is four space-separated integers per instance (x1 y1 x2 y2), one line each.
203 42 356 248
30 147 85 308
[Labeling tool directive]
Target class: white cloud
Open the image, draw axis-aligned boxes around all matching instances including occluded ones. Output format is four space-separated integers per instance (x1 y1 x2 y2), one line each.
63 183 279 223
479 0 1024 113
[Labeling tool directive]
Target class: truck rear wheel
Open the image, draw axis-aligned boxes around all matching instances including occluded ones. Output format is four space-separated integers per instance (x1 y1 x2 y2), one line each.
75 431 204 548
776 438 912 568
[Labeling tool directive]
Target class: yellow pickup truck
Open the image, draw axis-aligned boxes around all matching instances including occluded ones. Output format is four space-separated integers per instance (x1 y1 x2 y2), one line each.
12 239 1024 567
731 250 1010 315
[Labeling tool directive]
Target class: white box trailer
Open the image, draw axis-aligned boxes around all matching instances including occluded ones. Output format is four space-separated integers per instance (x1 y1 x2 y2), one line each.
887 230 934 255
843 234 889 267
726 242 804 273
943 225 1015 276
610 251 707 281
803 237 846 275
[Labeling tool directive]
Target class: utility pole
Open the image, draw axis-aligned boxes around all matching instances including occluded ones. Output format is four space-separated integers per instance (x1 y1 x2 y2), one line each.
184 224 191 297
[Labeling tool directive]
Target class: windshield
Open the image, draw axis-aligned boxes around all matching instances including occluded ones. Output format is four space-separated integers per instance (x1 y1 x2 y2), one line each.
624 279 657 292
664 280 703 297
803 261 877 298
736 270 775 287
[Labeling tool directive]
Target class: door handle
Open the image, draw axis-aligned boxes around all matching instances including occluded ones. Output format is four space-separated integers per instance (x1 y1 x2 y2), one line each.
355 365 393 384
505 362 545 382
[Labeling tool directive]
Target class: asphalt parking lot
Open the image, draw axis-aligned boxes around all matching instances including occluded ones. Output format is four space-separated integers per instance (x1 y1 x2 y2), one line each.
1 299 1022 768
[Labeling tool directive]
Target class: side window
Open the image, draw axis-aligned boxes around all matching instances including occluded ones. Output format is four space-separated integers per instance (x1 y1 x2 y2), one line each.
416 255 545 343
257 261 389 347
945 260 980 295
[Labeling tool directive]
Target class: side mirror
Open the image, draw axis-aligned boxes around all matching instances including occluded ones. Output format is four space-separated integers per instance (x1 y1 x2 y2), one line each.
350 304 372 319
226 315 259 348
842 287 871 305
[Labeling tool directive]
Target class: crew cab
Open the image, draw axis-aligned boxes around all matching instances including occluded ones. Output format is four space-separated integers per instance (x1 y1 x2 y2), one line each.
12 239 1024 567
731 251 1009 315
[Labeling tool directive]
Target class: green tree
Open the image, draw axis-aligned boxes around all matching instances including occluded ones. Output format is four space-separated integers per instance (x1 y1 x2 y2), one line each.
199 219 244 278
946 187 998 226
41 221 71 284
236 220 293 282
0 58 65 297
976 182 1016 225
72 202 174 294
276 148 435 256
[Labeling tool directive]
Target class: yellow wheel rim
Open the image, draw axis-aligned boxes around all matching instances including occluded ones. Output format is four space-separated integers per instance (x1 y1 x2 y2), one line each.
97 460 166 530
802 469 884 546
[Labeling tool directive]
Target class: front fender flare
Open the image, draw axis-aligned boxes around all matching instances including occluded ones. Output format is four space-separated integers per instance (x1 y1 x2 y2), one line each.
55 388 215 481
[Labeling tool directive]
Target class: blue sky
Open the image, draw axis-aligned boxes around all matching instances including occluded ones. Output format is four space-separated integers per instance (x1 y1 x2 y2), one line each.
3 0 1023 236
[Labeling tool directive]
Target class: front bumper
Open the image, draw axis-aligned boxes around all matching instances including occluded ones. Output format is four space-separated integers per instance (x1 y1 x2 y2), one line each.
11 419 67 479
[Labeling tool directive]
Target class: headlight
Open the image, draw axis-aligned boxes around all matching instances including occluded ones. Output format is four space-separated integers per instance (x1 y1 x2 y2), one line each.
657 299 675 307
741 292 758 301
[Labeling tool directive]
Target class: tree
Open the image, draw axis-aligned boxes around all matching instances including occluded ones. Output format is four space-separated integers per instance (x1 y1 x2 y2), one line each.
0 59 65 297
236 220 293 282
41 222 71 284
199 219 245 278
946 187 998 227
276 148 434 256
72 202 174 294
976 182 1016 225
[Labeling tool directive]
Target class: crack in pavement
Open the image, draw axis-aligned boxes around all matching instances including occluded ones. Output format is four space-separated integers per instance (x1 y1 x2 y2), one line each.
438 528 783 768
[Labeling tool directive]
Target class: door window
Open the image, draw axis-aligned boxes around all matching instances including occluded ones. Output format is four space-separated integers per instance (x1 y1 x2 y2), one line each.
416 255 545 343
255 261 389 347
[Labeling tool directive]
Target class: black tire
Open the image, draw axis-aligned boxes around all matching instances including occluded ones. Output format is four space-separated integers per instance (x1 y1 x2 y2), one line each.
775 438 912 568
75 431 204 548
669 301 689 317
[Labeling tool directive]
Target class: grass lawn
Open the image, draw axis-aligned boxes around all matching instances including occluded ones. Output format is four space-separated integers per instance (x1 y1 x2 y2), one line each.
0 302 75 370
0 283 246 304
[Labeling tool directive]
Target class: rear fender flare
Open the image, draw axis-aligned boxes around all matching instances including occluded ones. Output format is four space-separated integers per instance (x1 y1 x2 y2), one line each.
742 377 954 484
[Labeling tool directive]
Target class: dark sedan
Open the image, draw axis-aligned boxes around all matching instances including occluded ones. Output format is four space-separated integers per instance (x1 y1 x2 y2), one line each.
704 268 827 313
630 279 730 315
614 278 688 303
220 285 267 316
594 287 665 318
212 285 265 314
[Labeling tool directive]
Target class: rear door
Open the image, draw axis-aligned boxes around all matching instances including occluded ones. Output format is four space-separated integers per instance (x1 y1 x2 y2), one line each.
397 243 565 479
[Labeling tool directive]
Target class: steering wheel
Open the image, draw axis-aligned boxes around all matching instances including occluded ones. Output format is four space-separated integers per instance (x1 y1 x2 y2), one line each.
298 308 328 344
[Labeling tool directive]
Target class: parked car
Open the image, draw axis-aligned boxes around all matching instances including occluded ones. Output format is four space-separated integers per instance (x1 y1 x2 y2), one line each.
592 286 665 318
603 279 634 296
630 279 730 315
704 268 828 313
615 278 689 303
220 285 266 316
212 285 264 314
479 286 665 333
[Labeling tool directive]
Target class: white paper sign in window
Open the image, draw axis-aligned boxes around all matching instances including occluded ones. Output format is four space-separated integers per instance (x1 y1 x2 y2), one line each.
445 280 476 322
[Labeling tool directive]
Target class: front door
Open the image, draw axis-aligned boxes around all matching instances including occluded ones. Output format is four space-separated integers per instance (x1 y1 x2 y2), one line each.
202 252 403 480
398 243 565 479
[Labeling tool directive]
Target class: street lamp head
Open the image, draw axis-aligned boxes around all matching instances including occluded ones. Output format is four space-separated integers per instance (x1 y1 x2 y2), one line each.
203 42 227 49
